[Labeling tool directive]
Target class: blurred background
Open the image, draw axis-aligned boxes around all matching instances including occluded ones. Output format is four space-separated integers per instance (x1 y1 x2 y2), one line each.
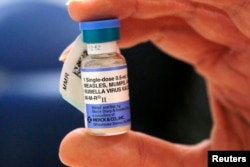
0 0 212 167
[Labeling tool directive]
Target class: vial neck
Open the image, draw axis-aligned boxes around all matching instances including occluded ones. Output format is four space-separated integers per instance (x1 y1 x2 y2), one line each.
87 41 118 55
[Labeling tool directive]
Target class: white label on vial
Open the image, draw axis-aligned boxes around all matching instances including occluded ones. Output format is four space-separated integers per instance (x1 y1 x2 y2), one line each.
59 34 88 113
81 65 131 128
87 41 117 55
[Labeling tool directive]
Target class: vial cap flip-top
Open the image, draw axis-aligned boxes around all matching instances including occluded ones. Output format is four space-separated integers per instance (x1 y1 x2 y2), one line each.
79 19 120 30
79 19 120 43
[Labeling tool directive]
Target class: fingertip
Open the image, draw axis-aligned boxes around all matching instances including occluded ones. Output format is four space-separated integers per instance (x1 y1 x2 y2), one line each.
67 0 117 22
67 1 83 22
59 128 142 166
59 128 86 166
67 0 136 22
59 128 131 166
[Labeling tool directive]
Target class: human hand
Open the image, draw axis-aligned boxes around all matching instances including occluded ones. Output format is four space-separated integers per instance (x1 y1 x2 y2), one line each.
59 0 250 166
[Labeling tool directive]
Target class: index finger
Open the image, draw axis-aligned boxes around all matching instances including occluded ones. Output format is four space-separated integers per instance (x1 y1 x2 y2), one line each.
66 0 194 21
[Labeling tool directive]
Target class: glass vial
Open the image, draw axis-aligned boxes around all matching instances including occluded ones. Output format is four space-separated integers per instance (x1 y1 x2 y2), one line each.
79 19 131 136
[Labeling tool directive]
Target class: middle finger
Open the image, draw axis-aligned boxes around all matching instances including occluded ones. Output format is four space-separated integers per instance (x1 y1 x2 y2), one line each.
190 0 250 38
178 4 250 49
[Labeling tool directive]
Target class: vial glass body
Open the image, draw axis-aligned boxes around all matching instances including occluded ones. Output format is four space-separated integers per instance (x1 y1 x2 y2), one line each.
81 51 131 136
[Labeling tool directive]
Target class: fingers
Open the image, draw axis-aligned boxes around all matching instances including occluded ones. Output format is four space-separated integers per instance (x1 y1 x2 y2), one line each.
226 5 250 38
128 0 194 18
190 0 250 38
59 128 210 167
67 0 250 50
67 0 250 41
178 4 250 49
67 0 195 22
119 15 250 95
67 0 137 21
119 16 225 66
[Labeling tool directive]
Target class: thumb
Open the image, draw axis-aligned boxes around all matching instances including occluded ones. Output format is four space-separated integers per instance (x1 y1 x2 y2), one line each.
59 128 210 167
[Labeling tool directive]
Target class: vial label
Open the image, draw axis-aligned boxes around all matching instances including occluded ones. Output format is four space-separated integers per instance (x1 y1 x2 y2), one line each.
87 41 117 55
81 65 131 128
59 34 87 113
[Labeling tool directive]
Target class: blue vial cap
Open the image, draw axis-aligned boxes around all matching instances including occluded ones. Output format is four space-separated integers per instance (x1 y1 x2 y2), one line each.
79 19 120 43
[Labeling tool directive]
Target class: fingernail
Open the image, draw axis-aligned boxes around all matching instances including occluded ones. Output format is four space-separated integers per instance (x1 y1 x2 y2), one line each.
58 53 67 62
65 0 82 5
58 43 73 62
65 0 72 6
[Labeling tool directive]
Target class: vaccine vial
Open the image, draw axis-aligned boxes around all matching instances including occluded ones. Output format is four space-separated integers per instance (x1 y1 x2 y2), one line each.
79 19 131 136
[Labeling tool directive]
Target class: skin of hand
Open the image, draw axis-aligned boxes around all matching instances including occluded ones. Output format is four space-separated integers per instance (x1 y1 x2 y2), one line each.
59 0 250 166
